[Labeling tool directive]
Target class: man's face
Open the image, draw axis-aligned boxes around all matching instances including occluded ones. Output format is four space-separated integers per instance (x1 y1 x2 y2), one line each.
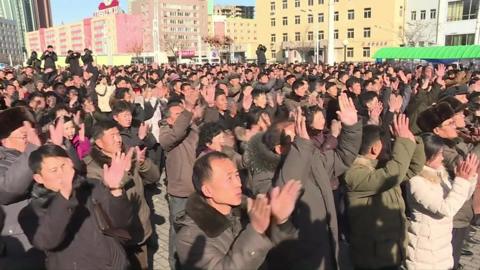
33 156 74 193
453 112 466 129
117 80 128 88
202 158 242 207
1 126 28 152
294 82 308 97
455 94 468 104
95 127 123 155
434 118 458 139
327 85 338 97
215 94 228 112
349 82 361 96
5 85 16 97
207 132 225 152
254 94 267 109
30 97 46 111
245 72 253 81
48 47 53 52
167 105 184 126
113 111 133 128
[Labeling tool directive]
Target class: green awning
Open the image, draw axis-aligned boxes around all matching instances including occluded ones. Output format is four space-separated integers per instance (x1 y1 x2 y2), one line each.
373 45 480 59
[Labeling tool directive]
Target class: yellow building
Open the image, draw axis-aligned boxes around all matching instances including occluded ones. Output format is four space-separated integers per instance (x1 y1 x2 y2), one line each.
208 15 259 61
256 0 406 63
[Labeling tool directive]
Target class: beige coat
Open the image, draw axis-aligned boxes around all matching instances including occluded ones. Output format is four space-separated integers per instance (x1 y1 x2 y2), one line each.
406 166 477 270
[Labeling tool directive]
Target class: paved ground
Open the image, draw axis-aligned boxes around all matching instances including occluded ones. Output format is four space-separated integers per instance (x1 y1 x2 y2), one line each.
146 181 480 270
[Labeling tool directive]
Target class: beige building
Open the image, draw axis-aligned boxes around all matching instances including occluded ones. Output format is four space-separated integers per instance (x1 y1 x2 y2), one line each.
208 15 258 61
256 0 406 63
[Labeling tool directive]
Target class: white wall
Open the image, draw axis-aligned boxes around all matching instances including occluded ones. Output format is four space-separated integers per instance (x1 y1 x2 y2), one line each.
437 0 480 45
405 0 440 45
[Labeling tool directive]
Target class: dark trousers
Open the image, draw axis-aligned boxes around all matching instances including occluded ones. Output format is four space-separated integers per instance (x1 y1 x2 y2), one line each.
126 242 148 270
452 227 469 269
168 195 188 270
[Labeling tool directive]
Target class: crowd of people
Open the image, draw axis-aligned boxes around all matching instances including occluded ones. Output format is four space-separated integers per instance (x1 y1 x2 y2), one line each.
1 45 480 270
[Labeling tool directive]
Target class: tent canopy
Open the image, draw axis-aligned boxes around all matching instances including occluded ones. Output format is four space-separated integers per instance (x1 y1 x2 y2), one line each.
373 45 480 60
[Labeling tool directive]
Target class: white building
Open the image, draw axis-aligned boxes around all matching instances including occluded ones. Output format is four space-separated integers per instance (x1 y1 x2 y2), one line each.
405 0 480 46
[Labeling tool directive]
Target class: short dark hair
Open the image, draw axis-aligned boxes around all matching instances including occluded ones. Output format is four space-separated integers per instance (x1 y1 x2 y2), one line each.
303 105 324 130
359 125 382 155
114 88 131 100
91 121 118 140
252 89 266 99
29 144 69 174
199 122 224 148
421 133 445 161
292 79 306 91
112 100 132 116
180 82 191 92
214 88 226 100
346 77 361 89
192 151 230 195
359 91 378 108
262 120 292 151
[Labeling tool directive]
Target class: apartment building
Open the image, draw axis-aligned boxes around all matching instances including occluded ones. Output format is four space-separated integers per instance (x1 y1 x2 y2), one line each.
256 0 405 63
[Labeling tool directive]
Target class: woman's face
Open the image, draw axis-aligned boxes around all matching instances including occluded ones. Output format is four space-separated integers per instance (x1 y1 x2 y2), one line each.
426 149 444 170
63 120 76 140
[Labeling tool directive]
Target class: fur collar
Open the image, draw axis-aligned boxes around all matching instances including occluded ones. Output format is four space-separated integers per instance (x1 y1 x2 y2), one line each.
418 165 449 184
246 132 281 174
185 193 232 238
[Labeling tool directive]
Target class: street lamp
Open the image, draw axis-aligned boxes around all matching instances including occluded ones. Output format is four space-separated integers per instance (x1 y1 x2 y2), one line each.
342 39 349 63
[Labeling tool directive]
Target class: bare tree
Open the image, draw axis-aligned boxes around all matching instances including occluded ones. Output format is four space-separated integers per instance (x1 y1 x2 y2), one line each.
128 41 144 57
203 35 234 62
401 20 437 46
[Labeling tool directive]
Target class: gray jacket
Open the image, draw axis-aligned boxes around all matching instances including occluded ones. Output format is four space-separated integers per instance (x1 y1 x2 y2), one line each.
273 122 362 270
176 193 296 270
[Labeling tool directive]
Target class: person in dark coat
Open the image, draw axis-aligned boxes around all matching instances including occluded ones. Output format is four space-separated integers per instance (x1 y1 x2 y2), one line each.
26 51 41 73
65 50 82 76
0 107 43 270
40 45 57 72
256 44 267 71
175 151 302 270
19 144 133 270
81 48 94 72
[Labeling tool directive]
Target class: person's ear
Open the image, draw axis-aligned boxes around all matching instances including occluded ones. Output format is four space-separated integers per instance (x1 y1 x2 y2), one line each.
95 138 104 149
433 127 441 136
33 173 44 184
201 184 213 199
113 114 119 122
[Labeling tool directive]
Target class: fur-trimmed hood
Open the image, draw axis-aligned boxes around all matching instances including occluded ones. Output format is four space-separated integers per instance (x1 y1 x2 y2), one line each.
245 132 281 174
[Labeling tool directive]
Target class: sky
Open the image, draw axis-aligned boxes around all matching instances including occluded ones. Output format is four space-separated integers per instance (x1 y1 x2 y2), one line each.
51 0 256 26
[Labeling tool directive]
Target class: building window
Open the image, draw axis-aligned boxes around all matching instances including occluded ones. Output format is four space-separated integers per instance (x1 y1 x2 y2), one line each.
334 0 339 2
271 18 276 26
295 15 300 24
283 0 288 9
420 10 426 19
295 32 301 41
283 17 288 25
363 47 371 57
430 9 436 19
319 0 324 3
364 8 372 18
271 50 276 58
308 31 314 41
283 33 288 42
271 1 275 11
318 30 324 40
411 11 417 20
308 0 314 6
318 13 324 22
446 33 475 45
348 9 354 20
347 28 354 38
271 34 276 43
295 0 300 8
363 27 371 38
334 11 339 21
334 29 339 39
308 14 314 23
448 0 479 21
347 48 354 58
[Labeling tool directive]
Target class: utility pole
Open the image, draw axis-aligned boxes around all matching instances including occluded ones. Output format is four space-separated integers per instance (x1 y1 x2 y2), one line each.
327 0 335 65
153 0 161 63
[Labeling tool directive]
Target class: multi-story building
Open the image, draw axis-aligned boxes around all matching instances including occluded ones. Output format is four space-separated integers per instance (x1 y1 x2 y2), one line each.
405 0 440 46
130 0 209 59
0 0 52 50
439 0 480 46
256 0 406 63
25 5 143 58
208 14 258 61
214 5 255 19
0 18 23 65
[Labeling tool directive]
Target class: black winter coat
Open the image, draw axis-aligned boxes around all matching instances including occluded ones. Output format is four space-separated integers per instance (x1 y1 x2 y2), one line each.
19 177 132 270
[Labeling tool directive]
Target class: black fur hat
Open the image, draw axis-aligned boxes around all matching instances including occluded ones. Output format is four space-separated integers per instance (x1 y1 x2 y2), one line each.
417 102 455 133
0 106 35 139
439 96 467 113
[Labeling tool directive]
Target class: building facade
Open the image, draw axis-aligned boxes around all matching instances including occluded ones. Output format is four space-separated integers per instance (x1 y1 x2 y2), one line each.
214 5 255 19
130 0 209 58
256 0 406 63
0 0 52 50
208 14 258 61
0 18 23 65
405 0 440 46
438 0 480 46
25 11 143 58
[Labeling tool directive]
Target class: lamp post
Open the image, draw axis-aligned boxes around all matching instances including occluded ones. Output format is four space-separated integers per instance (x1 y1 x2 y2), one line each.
342 39 349 63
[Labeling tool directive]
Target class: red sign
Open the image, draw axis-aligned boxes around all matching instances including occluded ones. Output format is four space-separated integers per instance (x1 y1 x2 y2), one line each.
179 50 196 57
98 0 119 10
